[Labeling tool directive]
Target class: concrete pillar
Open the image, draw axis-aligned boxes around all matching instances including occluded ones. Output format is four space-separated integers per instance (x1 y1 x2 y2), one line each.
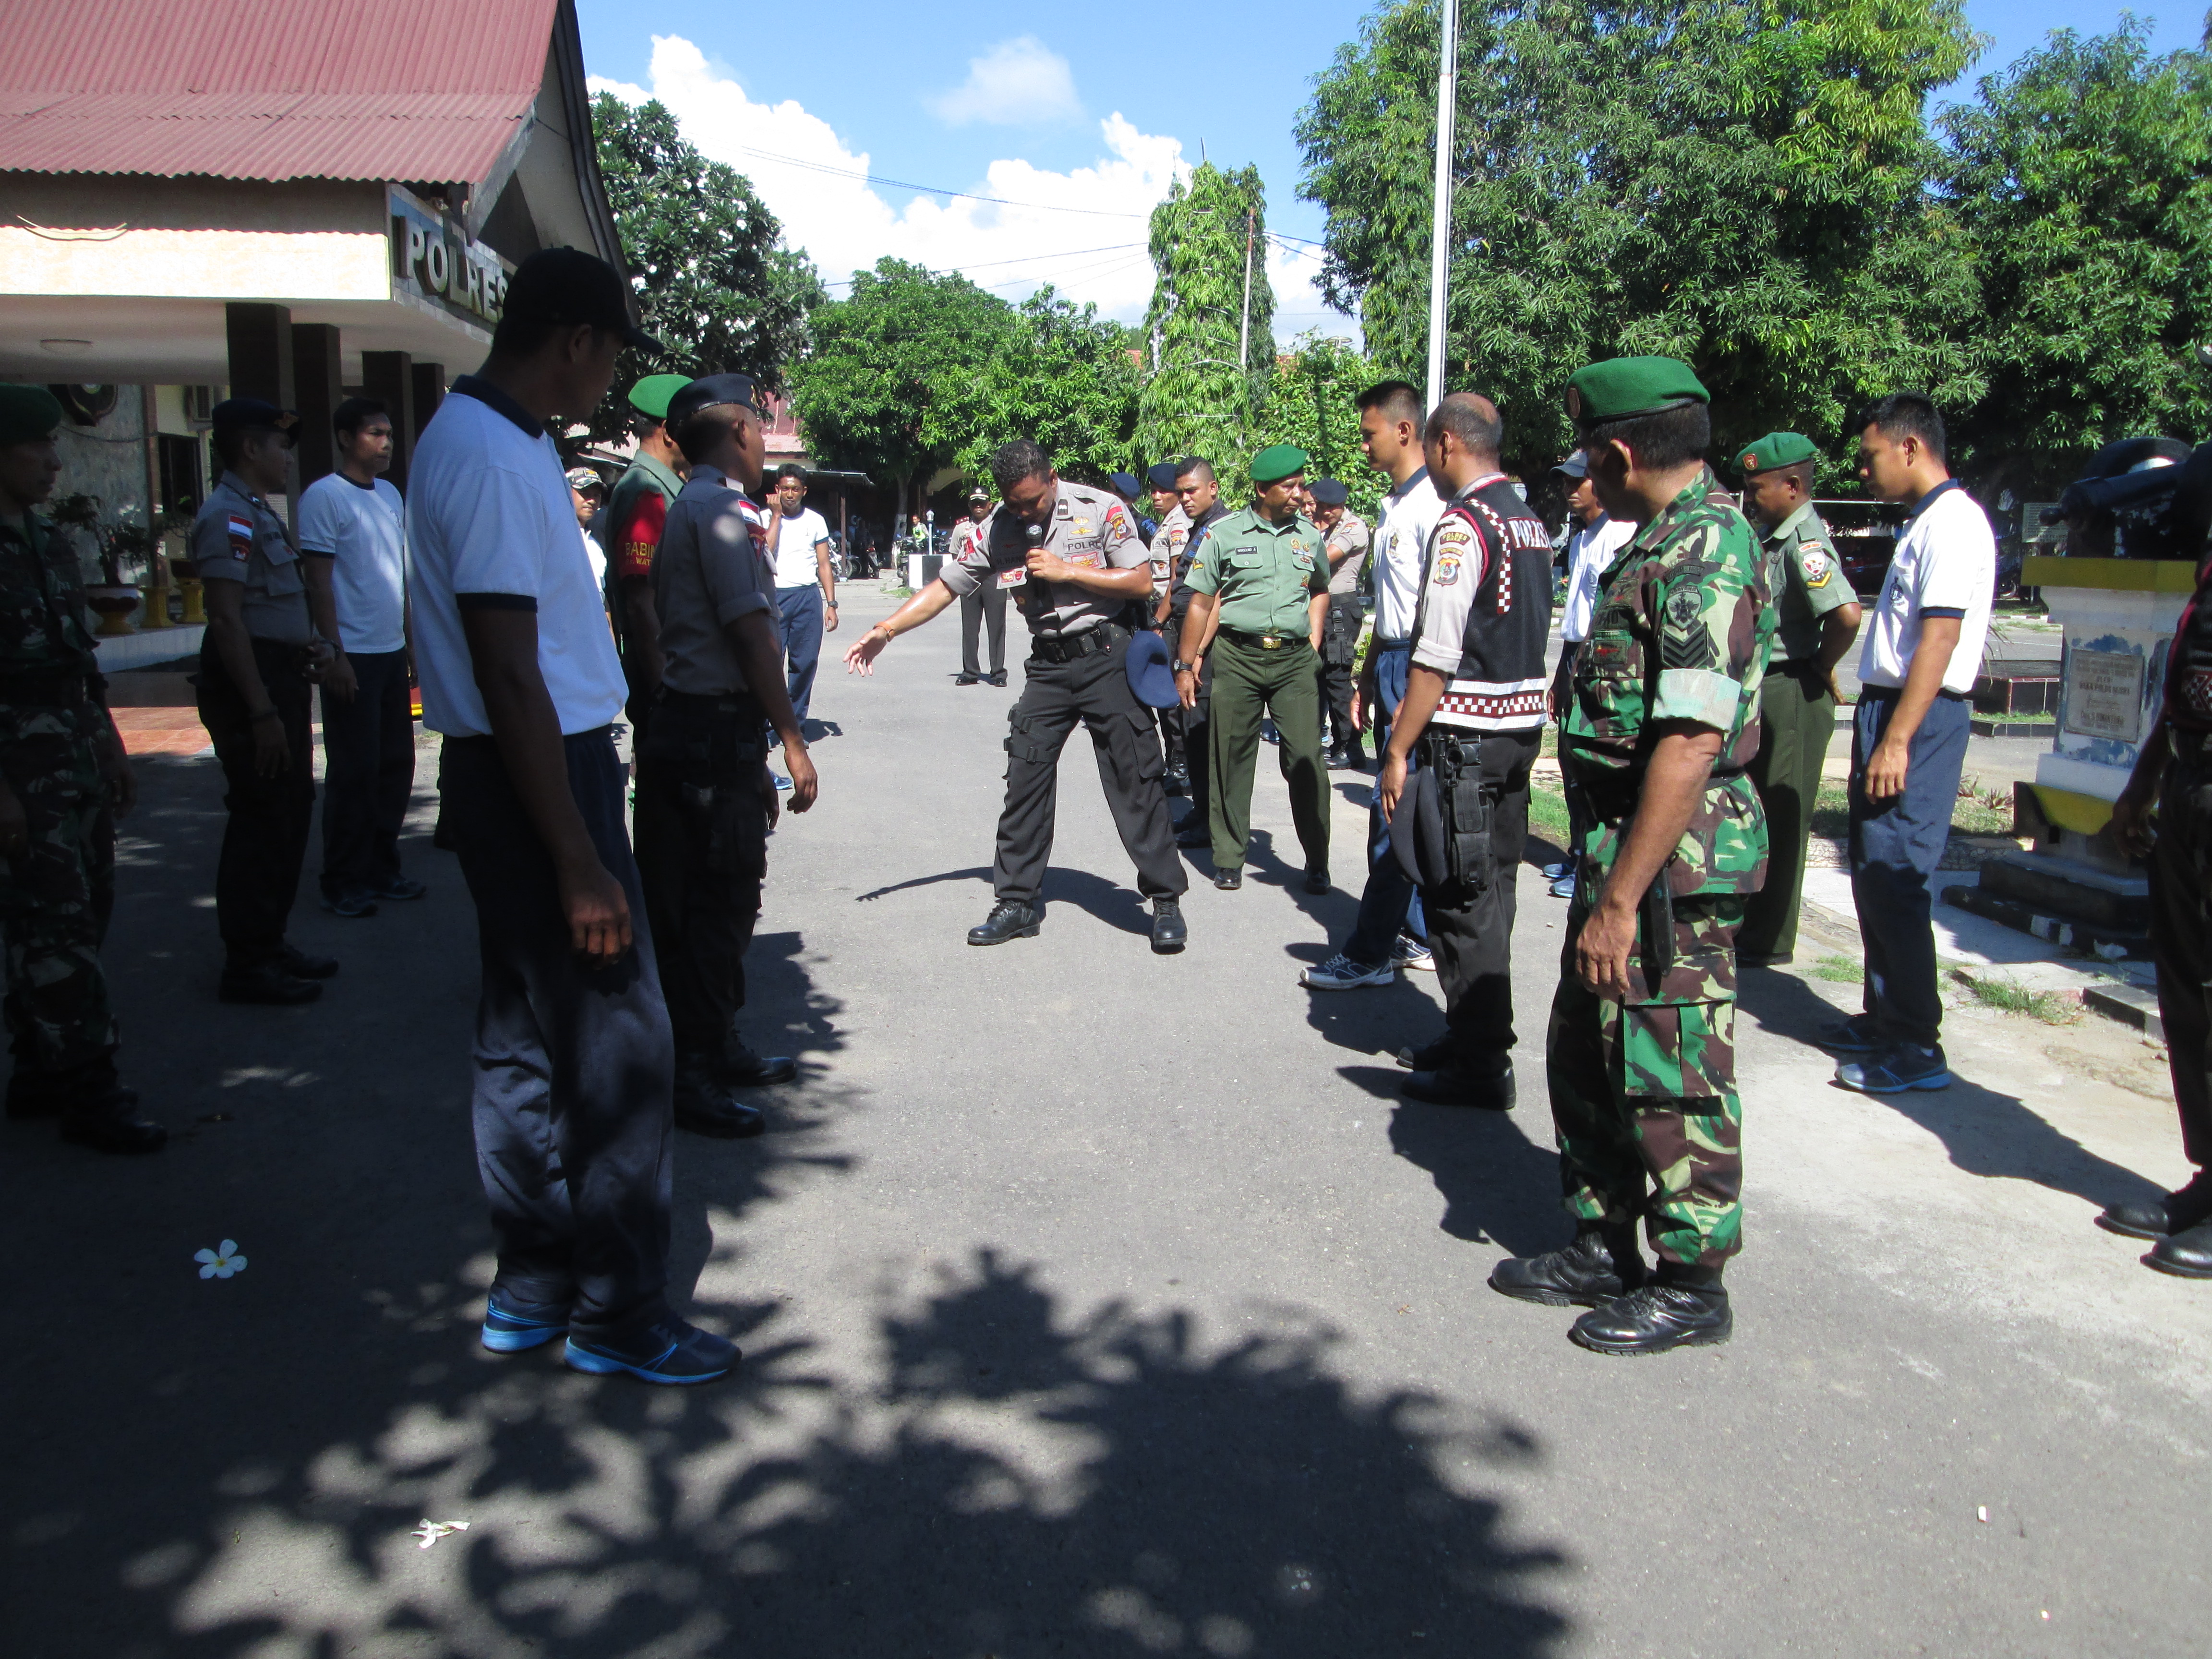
361 350 416 488
410 362 446 455
291 323 343 490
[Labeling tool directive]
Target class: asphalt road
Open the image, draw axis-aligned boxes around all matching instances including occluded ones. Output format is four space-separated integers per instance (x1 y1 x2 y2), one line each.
4 586 2205 1658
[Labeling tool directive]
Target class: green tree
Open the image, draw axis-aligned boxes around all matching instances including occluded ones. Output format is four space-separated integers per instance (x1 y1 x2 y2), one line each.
1297 0 1985 477
1266 333 1384 522
958 288 1144 485
590 94 825 437
786 259 1013 519
1940 21 2212 481
1137 163 1276 484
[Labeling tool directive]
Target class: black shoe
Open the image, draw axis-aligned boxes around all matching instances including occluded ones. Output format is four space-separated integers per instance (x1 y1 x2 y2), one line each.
1395 1035 1452 1071
2099 1173 2212 1241
55 1062 165 1155
1214 867 1241 891
277 944 339 980
968 899 1042 945
367 874 428 902
1403 1061 1515 1111
319 888 379 919
1324 747 1349 769
1175 824 1212 849
219 961 322 1005
565 1313 740 1384
1490 1226 1640 1307
1303 867 1330 895
1569 1276 1731 1355
986 670 1008 687
1164 763 1191 794
2146 1218 2212 1278
674 1065 766 1139
721 1039 798 1087
955 672 981 685
1151 898 1187 954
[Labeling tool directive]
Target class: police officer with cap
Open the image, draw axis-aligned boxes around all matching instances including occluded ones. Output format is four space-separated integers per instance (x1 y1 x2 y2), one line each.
1174 445 1332 893
1735 432 1860 965
606 373 692 724
192 396 339 1004
843 437 1188 952
1490 355 1774 1356
635 374 819 1137
1160 457 1231 805
1110 470 1156 547
1144 461 1192 774
952 485 1005 686
1308 477 1371 768
0 385 163 1151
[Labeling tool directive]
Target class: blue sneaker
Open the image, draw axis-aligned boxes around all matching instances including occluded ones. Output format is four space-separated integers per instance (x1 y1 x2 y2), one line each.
481 1288 571 1354
1816 1012 1882 1053
1549 872 1576 899
770 772 792 791
1836 1046 1953 1094
564 1315 740 1385
1539 860 1569 881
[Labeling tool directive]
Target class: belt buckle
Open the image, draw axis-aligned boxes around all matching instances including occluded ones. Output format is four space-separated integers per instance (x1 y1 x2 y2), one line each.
1260 635 1282 650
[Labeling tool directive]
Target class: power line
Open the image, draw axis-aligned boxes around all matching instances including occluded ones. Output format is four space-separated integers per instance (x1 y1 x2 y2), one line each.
821 241 1144 290
728 142 1153 220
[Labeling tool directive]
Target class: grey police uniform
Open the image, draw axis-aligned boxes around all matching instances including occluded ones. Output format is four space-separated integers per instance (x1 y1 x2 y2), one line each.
190 471 318 968
938 480 1186 906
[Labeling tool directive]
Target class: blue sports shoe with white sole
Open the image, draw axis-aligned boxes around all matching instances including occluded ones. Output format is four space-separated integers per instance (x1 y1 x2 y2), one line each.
1836 1046 1953 1094
1816 1012 1882 1054
564 1315 740 1384
481 1289 572 1353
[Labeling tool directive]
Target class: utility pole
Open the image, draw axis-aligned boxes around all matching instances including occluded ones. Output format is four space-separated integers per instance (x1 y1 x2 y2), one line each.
1238 206 1256 378
1425 0 1459 412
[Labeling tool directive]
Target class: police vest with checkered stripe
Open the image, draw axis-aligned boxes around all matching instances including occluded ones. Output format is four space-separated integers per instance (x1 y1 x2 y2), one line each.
1412 477 1554 731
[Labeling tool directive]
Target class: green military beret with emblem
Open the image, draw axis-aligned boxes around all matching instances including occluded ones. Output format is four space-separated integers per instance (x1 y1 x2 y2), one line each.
1250 444 1309 484
1737 432 1820 475
1563 356 1709 424
0 384 66 445
626 373 691 421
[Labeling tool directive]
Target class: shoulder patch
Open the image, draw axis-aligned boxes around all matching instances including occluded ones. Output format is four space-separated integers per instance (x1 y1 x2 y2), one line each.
1799 540 1834 587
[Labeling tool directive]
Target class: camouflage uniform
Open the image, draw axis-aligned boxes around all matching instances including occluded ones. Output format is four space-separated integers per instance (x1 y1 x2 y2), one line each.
0 507 120 1085
1549 468 1775 1267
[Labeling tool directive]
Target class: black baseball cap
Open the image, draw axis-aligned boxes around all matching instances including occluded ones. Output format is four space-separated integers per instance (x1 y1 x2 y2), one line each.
666 373 762 432
210 398 300 444
1309 478 1349 506
501 247 663 354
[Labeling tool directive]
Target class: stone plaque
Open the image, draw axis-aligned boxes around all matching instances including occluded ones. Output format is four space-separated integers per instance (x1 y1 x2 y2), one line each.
2062 648 2144 741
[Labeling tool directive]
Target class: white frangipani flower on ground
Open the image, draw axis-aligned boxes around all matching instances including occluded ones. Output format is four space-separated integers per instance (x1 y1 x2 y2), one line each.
411 1520 469 1549
193 1241 246 1279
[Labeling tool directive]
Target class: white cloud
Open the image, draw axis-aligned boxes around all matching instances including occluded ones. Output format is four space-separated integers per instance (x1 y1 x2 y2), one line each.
926 36 1082 129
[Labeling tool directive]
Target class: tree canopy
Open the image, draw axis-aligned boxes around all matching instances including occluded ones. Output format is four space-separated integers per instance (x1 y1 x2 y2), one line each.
1267 334 1386 523
957 289 1144 486
1138 164 1277 483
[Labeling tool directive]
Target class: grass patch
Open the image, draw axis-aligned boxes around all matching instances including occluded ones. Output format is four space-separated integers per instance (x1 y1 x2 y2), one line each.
1812 954 1864 983
1952 971 2081 1025
1971 709 2054 725
1528 777 1570 844
1807 776 2016 840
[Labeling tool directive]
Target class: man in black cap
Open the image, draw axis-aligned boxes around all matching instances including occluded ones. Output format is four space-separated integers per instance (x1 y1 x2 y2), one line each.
951 486 1004 686
636 374 818 1139
1309 478 1371 769
409 246 739 1385
192 396 339 1005
1110 470 1156 547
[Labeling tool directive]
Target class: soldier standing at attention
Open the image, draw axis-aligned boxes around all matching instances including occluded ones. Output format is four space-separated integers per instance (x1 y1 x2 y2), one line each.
1174 445 1332 895
0 385 163 1152
192 398 339 1006
1489 356 1774 1356
1374 394 1553 1109
843 438 1188 952
1735 433 1862 966
1309 478 1371 769
606 373 691 727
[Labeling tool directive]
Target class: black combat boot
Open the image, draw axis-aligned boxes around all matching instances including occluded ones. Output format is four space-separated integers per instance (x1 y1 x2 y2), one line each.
1490 1223 1642 1307
1150 898 1187 954
2098 1171 2212 1241
1568 1264 1731 1355
1395 1034 1452 1071
967 899 1042 946
56 1057 165 1155
674 1060 765 1140
1402 1051 1515 1111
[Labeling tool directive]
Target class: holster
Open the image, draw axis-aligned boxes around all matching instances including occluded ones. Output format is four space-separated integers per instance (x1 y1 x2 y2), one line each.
1428 734 1494 896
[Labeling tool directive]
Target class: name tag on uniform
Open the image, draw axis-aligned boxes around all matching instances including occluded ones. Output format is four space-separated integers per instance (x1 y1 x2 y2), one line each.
997 566 1027 589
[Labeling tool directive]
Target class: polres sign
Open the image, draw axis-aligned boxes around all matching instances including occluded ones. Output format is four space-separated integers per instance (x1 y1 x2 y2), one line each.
387 185 511 331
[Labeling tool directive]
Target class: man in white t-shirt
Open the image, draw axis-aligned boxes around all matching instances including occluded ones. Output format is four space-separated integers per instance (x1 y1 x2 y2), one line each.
1539 449 1635 898
300 397 420 919
1822 392 1995 1097
760 465 836 729
407 247 734 1388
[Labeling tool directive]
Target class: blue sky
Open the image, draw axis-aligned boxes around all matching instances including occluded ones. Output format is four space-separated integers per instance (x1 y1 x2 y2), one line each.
576 0 2205 337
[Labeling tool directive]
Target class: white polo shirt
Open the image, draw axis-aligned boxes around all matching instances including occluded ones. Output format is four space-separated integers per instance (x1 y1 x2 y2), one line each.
1558 513 1635 644
406 376 628 738
1370 466 1445 641
298 471 408 655
1856 481 1995 696
772 507 830 589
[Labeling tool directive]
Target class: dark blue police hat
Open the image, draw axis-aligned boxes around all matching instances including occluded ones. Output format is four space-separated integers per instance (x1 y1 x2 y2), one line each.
210 397 300 443
1110 470 1141 497
1390 767 1450 891
1123 629 1181 709
666 373 761 433
1309 478 1349 507
1145 460 1180 490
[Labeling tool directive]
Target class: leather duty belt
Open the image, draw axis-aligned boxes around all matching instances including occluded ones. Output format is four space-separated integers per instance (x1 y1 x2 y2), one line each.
1031 625 1122 664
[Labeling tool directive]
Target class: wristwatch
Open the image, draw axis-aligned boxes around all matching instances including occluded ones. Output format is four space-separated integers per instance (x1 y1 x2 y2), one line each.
1172 659 1192 674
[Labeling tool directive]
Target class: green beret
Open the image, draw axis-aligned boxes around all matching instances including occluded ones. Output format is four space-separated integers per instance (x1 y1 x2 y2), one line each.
1250 444 1309 484
1564 356 1709 424
0 384 64 446
1737 431 1820 476
626 373 691 421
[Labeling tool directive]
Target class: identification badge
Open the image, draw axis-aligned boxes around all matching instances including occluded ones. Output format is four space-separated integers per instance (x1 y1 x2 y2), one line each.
997 566 1028 589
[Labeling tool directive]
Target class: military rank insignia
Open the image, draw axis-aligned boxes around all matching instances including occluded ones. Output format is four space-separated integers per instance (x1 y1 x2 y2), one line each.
1799 541 1834 587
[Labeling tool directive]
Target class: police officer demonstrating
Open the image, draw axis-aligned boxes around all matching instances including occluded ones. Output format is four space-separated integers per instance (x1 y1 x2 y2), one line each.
192 398 338 1005
606 373 691 725
1375 395 1553 1109
636 375 819 1139
1175 445 1331 894
0 385 163 1152
1310 478 1371 769
843 437 1188 953
1735 433 1861 965
1159 457 1229 805
1488 357 1774 1356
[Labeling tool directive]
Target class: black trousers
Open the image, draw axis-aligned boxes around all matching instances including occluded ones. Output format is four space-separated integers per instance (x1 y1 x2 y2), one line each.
1162 602 1212 810
440 730 674 1336
961 583 1008 678
996 631 1187 904
633 693 769 1063
1321 599 1362 754
319 647 415 899
2152 733 2212 1170
198 637 315 966
1421 728 1540 1063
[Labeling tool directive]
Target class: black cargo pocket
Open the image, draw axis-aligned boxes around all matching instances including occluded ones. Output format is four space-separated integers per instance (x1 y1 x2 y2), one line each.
1122 708 1164 783
1004 711 1054 775
1445 769 1494 893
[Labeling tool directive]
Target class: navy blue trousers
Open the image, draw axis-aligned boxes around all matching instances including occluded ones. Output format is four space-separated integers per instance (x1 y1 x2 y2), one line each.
1344 643 1429 966
776 584 825 725
1848 690 1970 1050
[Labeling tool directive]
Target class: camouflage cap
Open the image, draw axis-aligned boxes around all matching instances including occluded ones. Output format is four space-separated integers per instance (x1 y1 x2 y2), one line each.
1564 356 1708 424
1250 444 1309 484
626 373 691 421
0 384 64 446
1736 431 1820 475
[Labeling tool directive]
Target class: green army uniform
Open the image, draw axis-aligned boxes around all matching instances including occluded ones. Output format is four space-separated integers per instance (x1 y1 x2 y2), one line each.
1732 432 1855 962
1185 447 1332 881
607 374 690 727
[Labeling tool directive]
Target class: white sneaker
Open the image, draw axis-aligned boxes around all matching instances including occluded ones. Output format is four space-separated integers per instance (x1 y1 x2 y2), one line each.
1301 952 1394 990
1390 934 1436 972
